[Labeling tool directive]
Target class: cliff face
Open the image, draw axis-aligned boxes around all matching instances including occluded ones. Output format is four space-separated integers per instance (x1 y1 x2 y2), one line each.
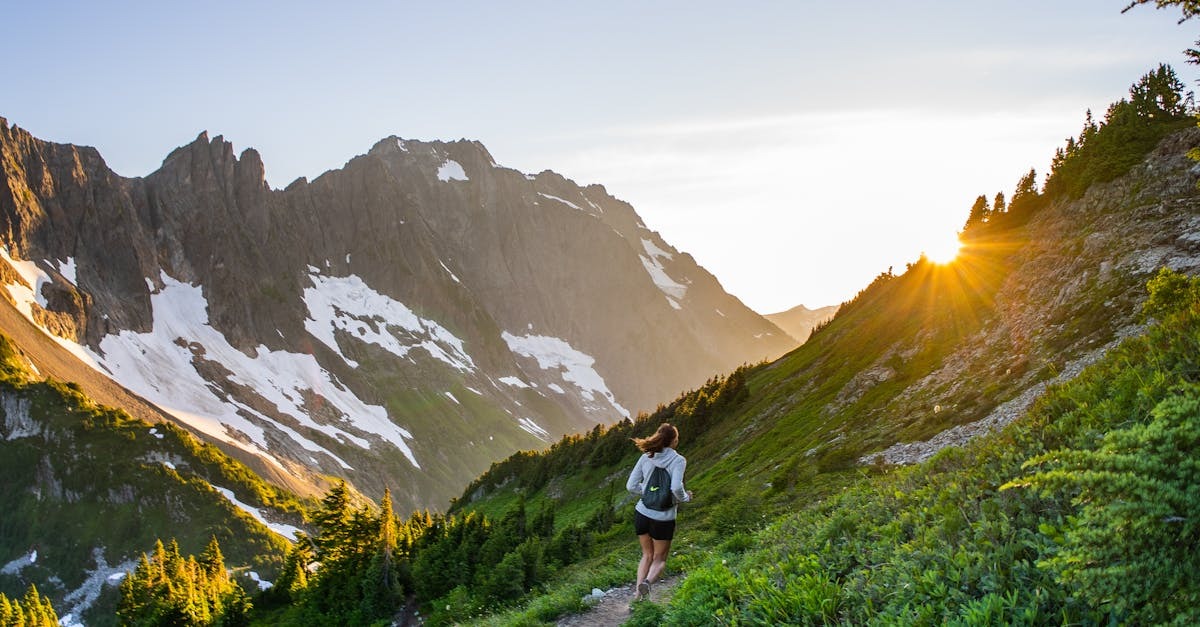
0 118 795 510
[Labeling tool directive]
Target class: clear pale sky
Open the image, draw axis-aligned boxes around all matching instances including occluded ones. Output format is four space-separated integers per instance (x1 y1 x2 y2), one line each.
4 1 1196 313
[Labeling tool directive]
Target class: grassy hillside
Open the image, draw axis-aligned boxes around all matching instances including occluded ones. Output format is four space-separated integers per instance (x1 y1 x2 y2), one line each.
433 67 1200 625
0 331 308 625
35 64 1199 626
650 267 1200 625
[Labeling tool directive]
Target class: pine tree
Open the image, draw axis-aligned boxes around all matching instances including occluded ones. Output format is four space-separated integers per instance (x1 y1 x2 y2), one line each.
0 585 59 627
1006 168 1042 223
1080 109 1098 147
117 537 245 627
200 536 227 580
992 191 1006 215
964 194 989 229
313 480 354 564
271 540 311 601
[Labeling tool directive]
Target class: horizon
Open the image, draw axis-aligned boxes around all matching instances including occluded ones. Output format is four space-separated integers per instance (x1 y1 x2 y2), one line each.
3 1 1197 313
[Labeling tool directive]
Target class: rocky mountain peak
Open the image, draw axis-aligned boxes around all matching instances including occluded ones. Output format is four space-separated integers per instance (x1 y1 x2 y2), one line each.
0 119 797 510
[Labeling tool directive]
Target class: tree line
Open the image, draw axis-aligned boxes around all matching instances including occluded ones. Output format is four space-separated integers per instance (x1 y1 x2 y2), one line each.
963 64 1193 233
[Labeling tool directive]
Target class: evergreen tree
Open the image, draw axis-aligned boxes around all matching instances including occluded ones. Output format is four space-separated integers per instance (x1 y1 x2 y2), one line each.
313 480 354 564
0 585 58 627
117 537 245 627
1080 109 1098 147
270 539 311 602
1046 65 1192 198
200 536 227 580
1122 0 1200 20
1006 168 1043 223
964 194 989 229
992 191 1006 215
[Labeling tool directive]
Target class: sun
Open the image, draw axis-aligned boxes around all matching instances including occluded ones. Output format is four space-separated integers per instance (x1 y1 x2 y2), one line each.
923 231 963 265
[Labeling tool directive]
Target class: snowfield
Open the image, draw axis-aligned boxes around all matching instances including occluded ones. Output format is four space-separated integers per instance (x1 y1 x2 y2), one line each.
501 331 629 418
0 257 422 471
304 270 475 375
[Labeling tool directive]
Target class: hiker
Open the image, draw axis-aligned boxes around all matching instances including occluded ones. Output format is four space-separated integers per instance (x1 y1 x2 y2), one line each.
626 422 692 602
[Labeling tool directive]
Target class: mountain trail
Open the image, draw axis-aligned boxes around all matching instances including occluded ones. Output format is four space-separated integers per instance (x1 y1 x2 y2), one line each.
557 575 680 627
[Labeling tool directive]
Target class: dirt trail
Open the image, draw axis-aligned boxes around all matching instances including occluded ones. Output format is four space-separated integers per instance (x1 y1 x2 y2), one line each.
556 575 680 627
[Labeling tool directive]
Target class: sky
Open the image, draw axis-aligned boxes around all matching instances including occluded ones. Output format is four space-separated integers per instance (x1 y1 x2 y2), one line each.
3 1 1198 313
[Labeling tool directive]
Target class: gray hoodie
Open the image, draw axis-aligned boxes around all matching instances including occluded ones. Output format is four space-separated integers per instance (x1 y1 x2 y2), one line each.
626 447 690 521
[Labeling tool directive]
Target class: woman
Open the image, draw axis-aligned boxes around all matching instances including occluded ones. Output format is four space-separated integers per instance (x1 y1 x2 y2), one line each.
626 423 692 601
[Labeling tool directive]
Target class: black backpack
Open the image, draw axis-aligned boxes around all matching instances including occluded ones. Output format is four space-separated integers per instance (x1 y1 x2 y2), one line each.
641 466 675 511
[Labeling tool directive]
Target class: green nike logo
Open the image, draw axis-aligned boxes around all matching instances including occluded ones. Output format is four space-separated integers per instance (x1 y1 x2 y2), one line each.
649 487 660 491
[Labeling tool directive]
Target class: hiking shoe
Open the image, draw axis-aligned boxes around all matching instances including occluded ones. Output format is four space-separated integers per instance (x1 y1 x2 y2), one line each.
637 581 651 599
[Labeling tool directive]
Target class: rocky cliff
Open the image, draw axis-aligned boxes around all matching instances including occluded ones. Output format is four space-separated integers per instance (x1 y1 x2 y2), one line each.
0 117 795 510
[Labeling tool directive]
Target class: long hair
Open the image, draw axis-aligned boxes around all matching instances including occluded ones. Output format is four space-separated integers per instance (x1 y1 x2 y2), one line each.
633 423 678 458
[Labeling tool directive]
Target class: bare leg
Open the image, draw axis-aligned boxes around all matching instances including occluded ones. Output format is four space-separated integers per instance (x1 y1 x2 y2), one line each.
635 533 654 596
647 538 672 584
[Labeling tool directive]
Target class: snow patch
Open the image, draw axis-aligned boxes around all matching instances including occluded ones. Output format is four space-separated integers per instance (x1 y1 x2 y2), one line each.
1 551 33 575
499 376 531 389
304 271 475 377
638 238 687 300
438 260 462 284
538 193 585 212
501 332 629 417
715 309 726 317
518 417 551 440
0 248 51 314
56 257 78 286
211 484 304 541
547 383 565 394
444 392 460 405
437 160 468 182
247 571 273 591
584 197 605 214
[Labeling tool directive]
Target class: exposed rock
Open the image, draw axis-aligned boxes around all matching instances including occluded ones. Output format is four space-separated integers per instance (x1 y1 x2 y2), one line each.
1 392 38 439
860 326 1142 466
845 128 1200 469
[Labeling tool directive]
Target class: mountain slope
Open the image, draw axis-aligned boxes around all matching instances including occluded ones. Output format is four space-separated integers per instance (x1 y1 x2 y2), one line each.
444 117 1200 623
764 303 838 343
0 119 795 510
0 330 304 627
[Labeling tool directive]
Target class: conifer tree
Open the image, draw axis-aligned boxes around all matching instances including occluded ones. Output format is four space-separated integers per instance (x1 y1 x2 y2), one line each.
0 585 58 627
964 194 989 229
117 537 245 626
313 480 354 564
992 191 1006 215
271 540 311 601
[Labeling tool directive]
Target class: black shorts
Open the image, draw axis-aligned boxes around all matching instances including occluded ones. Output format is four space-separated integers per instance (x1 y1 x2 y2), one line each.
634 511 676 541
